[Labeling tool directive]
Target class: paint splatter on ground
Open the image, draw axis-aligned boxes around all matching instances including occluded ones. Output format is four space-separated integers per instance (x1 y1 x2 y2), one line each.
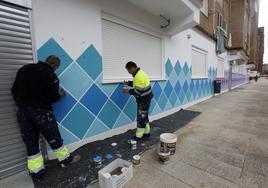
33 109 201 188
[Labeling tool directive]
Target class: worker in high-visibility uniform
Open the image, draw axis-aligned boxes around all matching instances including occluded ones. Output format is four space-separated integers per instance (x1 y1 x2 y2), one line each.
11 55 72 179
123 61 153 140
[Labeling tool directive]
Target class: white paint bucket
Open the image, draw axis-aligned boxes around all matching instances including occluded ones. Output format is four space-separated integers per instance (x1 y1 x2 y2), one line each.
159 133 177 155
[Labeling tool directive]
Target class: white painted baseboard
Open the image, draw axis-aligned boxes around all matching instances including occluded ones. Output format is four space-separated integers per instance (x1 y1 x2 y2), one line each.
231 81 249 90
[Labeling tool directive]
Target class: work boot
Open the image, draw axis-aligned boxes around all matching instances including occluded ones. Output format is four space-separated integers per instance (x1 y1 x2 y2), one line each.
133 135 143 141
60 154 73 165
30 169 45 180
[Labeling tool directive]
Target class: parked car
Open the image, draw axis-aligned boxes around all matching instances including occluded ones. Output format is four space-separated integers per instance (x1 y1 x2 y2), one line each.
248 71 260 81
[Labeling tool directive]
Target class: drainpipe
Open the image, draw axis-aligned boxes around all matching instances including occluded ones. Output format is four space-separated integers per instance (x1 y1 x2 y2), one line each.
228 61 233 91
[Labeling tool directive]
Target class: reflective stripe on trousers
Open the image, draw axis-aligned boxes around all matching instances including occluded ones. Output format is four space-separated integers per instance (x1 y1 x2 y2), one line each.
27 152 44 173
53 145 70 162
145 124 150 134
136 128 145 138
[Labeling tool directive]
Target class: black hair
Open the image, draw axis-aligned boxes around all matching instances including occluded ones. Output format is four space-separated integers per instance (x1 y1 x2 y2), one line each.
45 55 61 66
125 61 137 69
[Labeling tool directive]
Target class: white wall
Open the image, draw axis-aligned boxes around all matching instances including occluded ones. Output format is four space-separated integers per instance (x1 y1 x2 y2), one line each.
33 0 102 60
165 28 227 69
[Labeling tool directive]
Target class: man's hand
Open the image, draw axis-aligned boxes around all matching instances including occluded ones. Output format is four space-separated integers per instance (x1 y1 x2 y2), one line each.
123 80 129 85
59 88 67 97
123 87 129 93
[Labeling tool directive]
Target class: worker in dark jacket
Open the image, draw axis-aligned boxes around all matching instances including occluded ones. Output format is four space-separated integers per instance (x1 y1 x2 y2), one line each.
123 61 153 140
11 55 72 179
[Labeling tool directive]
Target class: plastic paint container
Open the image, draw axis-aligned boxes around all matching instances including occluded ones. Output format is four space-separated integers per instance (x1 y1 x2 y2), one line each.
160 133 177 155
132 155 141 165
93 156 102 168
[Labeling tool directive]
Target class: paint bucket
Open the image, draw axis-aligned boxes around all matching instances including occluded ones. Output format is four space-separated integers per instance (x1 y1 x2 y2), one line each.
159 133 177 155
132 155 141 165
93 156 102 169
158 151 170 165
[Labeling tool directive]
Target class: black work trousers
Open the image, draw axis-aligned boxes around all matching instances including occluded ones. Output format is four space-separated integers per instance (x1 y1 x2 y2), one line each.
136 98 151 129
16 107 63 156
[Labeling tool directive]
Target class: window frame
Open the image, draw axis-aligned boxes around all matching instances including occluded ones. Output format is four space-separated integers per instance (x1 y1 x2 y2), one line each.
217 57 225 78
101 12 166 84
191 46 208 79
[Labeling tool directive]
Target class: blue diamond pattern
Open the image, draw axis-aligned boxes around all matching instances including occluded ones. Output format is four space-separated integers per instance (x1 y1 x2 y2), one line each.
165 101 172 111
152 82 162 101
37 38 73 75
169 90 177 106
62 104 95 139
179 90 185 104
113 112 132 129
183 63 189 75
149 99 157 115
53 92 77 123
123 97 137 121
165 59 173 77
152 103 162 115
84 118 110 138
96 74 116 97
200 80 204 90
208 67 212 78
175 98 181 107
183 81 189 94
60 63 93 100
190 80 194 92
77 45 102 80
158 93 168 111
174 81 181 96
169 70 177 87
178 71 185 86
174 61 182 76
98 100 121 129
186 90 191 101
38 38 221 143
111 84 131 109
59 125 79 144
80 84 108 116
164 81 173 98
158 81 167 90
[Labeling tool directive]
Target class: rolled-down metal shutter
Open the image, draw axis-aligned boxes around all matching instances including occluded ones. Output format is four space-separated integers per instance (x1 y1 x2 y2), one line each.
0 1 35 179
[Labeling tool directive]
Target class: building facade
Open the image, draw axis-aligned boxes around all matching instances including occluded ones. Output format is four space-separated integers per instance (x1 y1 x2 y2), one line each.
256 27 264 73
0 0 256 178
197 0 251 91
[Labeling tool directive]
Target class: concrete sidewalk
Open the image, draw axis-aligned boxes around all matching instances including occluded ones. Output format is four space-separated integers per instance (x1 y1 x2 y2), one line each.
1 79 268 188
125 78 268 188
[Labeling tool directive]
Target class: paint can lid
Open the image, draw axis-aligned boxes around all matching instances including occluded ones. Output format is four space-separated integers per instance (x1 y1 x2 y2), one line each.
111 142 117 147
131 140 137 144
93 156 102 162
106 154 113 159
133 155 140 160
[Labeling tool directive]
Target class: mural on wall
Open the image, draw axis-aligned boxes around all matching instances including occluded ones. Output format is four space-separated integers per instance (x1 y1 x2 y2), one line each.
220 70 249 91
38 38 217 146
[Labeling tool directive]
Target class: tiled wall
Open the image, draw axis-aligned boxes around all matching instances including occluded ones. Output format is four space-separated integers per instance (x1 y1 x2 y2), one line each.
38 38 217 146
220 70 249 91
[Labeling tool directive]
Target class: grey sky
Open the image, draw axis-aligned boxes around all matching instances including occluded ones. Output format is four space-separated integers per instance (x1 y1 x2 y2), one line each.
259 0 267 64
